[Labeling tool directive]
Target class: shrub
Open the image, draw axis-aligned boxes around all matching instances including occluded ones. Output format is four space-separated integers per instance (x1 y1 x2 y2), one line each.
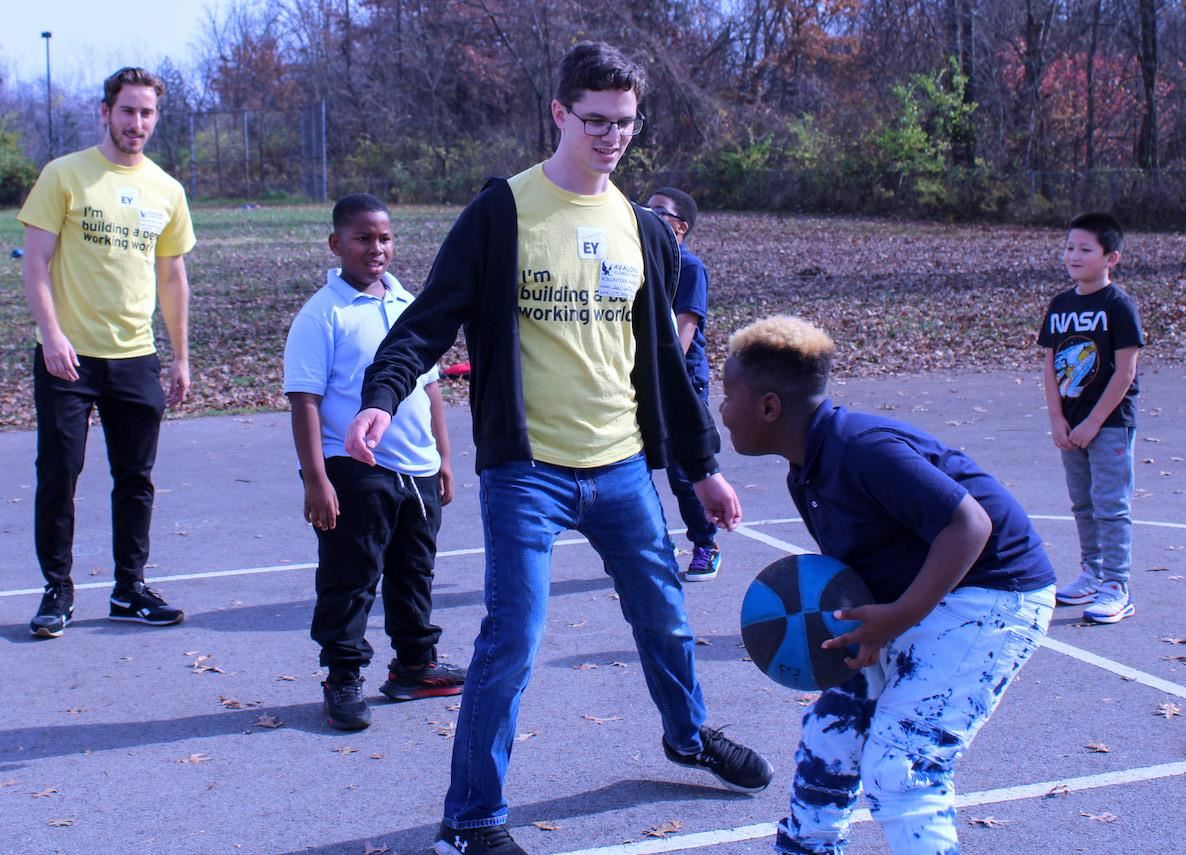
0 126 38 206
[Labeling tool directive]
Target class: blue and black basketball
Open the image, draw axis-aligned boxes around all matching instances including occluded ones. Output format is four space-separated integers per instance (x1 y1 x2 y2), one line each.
740 554 874 691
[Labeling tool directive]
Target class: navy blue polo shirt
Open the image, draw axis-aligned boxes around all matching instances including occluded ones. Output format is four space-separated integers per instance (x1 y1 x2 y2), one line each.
786 401 1054 603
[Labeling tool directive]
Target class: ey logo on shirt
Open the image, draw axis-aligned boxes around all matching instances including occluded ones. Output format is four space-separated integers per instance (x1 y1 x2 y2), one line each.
118 187 140 207
576 227 606 260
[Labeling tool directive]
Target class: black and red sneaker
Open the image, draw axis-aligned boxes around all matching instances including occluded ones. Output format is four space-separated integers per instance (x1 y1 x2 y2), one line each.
379 660 466 702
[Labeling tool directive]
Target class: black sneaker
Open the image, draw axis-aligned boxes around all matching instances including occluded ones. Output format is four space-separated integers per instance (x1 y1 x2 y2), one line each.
30 585 74 638
108 583 184 625
434 822 526 855
322 677 371 730
379 660 466 702
663 725 774 793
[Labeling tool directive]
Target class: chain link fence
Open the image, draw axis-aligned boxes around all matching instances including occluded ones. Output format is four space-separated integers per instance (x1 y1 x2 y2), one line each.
31 104 1186 226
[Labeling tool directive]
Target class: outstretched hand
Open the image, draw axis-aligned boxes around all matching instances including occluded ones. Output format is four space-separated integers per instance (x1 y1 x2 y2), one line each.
345 407 392 466
693 472 742 531
821 602 917 670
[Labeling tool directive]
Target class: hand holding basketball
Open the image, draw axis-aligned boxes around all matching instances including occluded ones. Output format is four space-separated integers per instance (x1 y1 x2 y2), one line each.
821 602 914 669
740 554 874 691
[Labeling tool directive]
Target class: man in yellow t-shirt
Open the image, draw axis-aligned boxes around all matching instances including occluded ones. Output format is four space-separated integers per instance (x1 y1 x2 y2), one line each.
346 42 773 855
19 67 196 639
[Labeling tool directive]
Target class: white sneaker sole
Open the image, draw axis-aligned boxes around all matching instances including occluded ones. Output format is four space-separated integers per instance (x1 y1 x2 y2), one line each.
1084 603 1135 624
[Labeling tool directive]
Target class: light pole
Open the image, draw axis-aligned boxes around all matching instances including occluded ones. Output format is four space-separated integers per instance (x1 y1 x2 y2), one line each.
41 31 53 159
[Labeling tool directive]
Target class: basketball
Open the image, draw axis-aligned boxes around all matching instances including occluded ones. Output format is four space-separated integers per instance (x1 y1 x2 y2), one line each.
740 554 874 691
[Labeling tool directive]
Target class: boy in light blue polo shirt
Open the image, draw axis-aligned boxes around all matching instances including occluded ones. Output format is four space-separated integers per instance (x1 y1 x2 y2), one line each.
284 193 464 731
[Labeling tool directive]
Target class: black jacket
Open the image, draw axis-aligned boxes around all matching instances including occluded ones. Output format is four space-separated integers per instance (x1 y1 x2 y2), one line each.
360 176 721 478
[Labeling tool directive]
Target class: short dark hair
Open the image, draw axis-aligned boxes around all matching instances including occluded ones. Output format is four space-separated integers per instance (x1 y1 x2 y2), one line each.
103 67 165 107
728 316 834 401
556 41 647 106
332 193 388 230
1068 211 1124 254
651 186 698 233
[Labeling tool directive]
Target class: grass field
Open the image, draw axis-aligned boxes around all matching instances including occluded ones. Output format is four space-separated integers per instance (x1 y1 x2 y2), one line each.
1 203 1183 430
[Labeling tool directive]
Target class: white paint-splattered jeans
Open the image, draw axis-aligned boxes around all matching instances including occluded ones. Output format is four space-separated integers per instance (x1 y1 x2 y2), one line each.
775 584 1055 855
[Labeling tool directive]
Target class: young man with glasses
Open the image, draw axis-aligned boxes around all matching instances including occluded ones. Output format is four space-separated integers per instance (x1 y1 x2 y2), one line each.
646 187 722 582
19 67 194 638
347 41 772 855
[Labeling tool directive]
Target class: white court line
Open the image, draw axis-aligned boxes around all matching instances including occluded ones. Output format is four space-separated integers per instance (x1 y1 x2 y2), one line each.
1041 636 1186 699
0 538 590 599
552 760 1186 855
1032 513 1186 530
732 525 809 555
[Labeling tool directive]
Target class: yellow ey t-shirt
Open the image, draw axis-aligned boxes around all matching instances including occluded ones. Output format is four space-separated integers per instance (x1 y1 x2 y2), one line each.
18 147 196 358
509 164 645 468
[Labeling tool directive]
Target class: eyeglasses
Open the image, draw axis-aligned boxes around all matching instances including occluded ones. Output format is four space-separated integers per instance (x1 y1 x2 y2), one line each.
565 106 646 137
650 205 686 223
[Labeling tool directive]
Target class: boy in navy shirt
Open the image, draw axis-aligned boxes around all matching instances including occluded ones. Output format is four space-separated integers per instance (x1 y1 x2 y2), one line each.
1038 212 1143 624
646 187 720 580
718 315 1055 854
284 193 464 730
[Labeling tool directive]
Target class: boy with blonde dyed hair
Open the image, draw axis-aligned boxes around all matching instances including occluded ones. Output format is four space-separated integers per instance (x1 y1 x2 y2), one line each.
719 315 1055 854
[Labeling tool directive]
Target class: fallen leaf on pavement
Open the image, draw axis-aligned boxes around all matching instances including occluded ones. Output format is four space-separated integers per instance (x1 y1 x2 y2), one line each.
1080 811 1118 823
191 654 225 675
1085 742 1111 753
276 674 298 681
48 819 75 827
1155 702 1182 719
362 842 389 854
582 714 623 725
532 821 561 831
573 663 598 670
515 731 539 743
332 746 358 755
1045 784 1071 798
219 696 244 709
370 754 385 760
177 754 210 764
643 820 683 838
253 715 284 729
968 816 1012 828
31 788 58 798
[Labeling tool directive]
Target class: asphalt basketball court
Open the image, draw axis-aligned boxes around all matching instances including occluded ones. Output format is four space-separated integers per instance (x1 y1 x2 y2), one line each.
2 367 1184 854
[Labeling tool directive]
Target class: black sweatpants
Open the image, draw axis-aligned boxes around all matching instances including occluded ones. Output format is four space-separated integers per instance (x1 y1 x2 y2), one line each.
33 346 166 592
309 455 444 671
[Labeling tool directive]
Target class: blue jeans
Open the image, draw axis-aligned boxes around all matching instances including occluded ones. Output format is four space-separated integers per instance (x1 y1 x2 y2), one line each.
1060 426 1136 586
443 453 707 828
776 584 1054 855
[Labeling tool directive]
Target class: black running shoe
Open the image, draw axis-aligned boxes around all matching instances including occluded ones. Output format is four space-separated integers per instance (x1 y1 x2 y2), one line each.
379 660 466 702
30 585 74 638
322 677 371 730
108 583 184 625
663 725 774 793
434 822 526 855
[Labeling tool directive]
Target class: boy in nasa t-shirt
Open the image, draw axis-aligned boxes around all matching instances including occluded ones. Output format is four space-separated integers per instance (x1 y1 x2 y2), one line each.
1037 212 1143 624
